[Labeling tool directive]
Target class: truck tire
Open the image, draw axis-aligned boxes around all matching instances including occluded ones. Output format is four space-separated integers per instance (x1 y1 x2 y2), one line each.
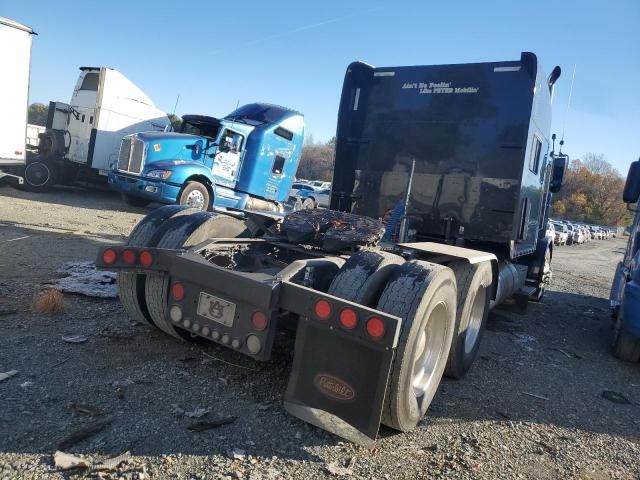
178 181 210 211
121 193 150 207
301 197 315 209
611 312 640 362
23 157 57 192
118 206 196 330
530 247 551 302
376 261 456 432
328 250 404 307
444 261 492 379
145 212 250 340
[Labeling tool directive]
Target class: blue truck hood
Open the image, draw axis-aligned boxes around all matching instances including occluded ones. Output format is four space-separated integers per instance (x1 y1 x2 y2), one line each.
145 158 204 170
135 131 204 142
134 132 211 166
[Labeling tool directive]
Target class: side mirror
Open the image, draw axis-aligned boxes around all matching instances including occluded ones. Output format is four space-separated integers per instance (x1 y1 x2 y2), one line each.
549 155 567 193
623 159 640 204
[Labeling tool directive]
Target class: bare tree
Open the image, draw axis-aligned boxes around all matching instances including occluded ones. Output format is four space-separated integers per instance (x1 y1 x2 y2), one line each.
296 138 335 181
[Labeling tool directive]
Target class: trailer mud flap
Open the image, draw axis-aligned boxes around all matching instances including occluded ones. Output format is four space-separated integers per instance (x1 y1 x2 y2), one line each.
284 319 395 446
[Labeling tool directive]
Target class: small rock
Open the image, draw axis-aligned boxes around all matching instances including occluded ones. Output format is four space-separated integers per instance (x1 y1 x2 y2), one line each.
185 407 210 418
326 461 352 477
231 449 246 460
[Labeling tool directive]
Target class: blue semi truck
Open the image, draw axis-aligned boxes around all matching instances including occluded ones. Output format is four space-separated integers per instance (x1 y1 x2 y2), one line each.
110 103 304 212
610 158 640 362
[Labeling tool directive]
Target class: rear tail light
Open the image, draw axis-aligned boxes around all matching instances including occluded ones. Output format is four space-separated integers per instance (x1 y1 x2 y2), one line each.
102 248 117 265
139 250 153 267
314 299 332 319
251 310 268 331
366 317 386 339
339 308 358 330
171 282 185 301
122 249 136 265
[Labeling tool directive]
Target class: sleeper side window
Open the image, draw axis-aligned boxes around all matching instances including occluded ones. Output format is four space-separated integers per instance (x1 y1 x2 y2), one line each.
529 135 542 174
272 155 286 175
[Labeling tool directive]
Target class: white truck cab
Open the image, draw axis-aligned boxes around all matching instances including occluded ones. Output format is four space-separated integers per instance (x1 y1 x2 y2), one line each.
24 67 169 191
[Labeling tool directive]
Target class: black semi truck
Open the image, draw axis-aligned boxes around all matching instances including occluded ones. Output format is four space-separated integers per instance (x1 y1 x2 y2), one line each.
97 52 567 446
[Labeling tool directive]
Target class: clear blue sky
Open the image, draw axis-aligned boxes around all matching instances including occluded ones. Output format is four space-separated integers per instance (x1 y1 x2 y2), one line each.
3 0 639 175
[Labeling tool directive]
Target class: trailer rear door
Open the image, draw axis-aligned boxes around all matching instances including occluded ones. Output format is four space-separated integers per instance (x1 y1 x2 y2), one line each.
0 17 34 167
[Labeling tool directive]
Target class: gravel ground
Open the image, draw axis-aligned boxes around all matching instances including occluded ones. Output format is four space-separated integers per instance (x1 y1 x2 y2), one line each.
0 185 638 480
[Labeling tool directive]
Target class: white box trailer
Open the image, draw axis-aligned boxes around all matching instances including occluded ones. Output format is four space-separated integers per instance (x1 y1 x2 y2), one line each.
24 67 170 191
0 17 35 185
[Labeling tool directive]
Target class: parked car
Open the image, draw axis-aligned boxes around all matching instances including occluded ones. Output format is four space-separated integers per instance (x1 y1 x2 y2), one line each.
308 180 331 190
545 221 555 244
290 182 316 196
299 187 331 208
553 222 568 245
567 224 585 245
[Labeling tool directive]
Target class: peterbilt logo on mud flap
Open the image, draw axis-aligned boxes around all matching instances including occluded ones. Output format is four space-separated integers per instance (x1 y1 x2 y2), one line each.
314 374 356 401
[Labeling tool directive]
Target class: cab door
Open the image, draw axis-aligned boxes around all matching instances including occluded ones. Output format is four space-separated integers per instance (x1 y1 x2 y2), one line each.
212 128 244 187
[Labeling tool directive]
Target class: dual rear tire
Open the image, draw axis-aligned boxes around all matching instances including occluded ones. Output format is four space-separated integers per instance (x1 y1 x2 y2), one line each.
328 250 458 432
118 206 248 340
444 261 492 379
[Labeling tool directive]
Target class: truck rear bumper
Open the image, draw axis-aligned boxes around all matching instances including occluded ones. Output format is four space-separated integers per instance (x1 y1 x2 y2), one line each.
108 172 180 203
96 244 401 445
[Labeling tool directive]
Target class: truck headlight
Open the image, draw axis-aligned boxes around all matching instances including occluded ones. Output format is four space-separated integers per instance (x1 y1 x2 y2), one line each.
146 170 172 180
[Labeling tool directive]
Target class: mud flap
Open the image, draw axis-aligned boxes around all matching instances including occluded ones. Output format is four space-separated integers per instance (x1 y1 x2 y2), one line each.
284 318 395 446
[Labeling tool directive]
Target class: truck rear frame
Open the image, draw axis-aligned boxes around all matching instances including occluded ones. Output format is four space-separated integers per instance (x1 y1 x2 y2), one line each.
97 208 498 445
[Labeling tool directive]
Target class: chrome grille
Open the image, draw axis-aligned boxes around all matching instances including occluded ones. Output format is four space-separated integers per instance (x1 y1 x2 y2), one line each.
129 139 145 173
117 137 145 174
117 138 131 170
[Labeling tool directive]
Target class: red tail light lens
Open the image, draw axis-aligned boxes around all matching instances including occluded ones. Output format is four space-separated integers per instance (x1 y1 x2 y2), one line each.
251 310 268 331
314 299 332 319
171 282 185 301
139 251 153 267
339 308 358 330
366 317 386 339
122 249 136 265
102 248 117 265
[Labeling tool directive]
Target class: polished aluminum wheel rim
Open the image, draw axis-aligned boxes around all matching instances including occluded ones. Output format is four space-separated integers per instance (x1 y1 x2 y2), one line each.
464 286 487 355
186 190 205 209
412 301 448 398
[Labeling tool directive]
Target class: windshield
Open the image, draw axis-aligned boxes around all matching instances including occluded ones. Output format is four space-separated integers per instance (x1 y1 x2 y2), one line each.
180 119 221 139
